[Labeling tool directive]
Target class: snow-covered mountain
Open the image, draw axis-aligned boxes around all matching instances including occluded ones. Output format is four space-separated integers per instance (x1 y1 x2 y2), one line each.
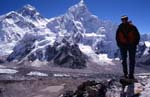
0 4 52 55
47 0 118 57
136 41 150 65
0 4 50 42
0 11 35 42
0 0 118 57
138 33 150 58
141 33 150 41
17 4 48 27
47 1 100 33
7 33 86 69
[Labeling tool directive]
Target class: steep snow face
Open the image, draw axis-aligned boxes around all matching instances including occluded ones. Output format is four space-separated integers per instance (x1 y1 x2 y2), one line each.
67 0 101 33
7 33 86 69
18 4 48 27
136 41 150 66
7 31 56 61
137 41 150 58
0 4 49 43
0 4 50 55
0 11 35 42
79 44 115 66
48 16 85 44
47 0 102 34
47 1 118 57
0 41 18 55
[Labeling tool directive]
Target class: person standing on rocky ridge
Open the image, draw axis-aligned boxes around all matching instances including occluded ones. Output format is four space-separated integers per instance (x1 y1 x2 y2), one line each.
116 15 140 79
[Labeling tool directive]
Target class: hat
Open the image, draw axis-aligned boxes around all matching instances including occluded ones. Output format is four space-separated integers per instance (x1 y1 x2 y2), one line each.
121 15 128 20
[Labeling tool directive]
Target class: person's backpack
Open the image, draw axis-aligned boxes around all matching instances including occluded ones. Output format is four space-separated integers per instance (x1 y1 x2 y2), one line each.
117 24 139 45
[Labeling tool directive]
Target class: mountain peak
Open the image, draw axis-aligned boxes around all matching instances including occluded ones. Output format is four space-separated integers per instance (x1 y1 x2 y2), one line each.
23 4 36 11
4 11 22 20
17 4 42 21
68 0 88 15
6 11 18 16
18 4 38 15
79 0 85 5
78 0 86 7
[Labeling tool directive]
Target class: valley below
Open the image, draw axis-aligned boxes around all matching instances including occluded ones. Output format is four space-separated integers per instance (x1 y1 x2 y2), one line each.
0 58 150 97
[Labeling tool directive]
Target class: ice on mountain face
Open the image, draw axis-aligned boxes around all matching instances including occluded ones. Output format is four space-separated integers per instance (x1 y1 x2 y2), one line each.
18 4 40 19
0 11 36 42
97 27 106 34
0 4 51 55
93 40 114 54
142 41 150 56
23 4 36 11
46 1 118 58
18 4 48 27
1 1 118 59
67 1 102 33
7 31 56 61
47 16 85 44
137 41 150 58
7 34 36 61
7 32 86 69
79 44 114 65
0 41 17 56
47 0 102 34
144 41 150 47
138 34 150 63
81 33 105 49
136 41 150 65
79 0 84 4
3 1 150 67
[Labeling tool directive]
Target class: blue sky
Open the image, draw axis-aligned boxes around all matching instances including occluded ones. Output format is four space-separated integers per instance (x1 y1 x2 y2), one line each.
0 0 149 33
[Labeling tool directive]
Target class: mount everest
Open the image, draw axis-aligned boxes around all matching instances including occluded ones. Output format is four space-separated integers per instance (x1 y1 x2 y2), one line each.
0 4 51 55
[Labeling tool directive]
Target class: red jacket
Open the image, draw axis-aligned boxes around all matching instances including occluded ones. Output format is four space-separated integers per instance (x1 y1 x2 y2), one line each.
116 23 140 47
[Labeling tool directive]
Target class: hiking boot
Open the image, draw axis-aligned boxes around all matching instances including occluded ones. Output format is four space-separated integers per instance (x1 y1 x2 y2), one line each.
129 74 134 79
128 74 138 82
121 74 128 79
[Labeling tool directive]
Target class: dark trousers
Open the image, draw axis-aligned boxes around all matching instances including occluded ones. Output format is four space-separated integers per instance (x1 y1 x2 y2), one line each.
119 45 136 76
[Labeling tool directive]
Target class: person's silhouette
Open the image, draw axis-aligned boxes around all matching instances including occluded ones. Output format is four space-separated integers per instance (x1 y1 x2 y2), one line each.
116 15 140 79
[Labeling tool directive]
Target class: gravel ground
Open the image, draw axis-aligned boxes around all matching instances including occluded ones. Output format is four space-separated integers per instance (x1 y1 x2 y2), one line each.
0 59 149 97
